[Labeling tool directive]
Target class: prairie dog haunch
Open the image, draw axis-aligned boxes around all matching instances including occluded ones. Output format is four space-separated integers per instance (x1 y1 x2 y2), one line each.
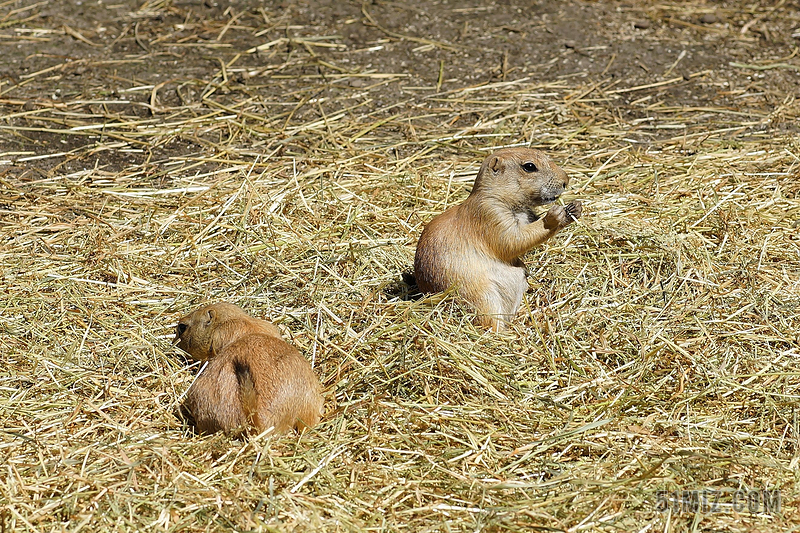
175 302 324 435
414 148 582 330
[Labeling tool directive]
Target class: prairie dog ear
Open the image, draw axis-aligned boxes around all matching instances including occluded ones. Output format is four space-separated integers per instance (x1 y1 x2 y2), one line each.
205 309 215 326
489 155 503 173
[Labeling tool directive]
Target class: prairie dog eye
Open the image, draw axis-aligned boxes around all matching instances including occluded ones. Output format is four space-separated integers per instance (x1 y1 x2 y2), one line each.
521 162 538 172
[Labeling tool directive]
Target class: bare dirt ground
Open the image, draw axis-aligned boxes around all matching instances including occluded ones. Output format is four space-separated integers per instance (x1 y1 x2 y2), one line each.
2 0 800 531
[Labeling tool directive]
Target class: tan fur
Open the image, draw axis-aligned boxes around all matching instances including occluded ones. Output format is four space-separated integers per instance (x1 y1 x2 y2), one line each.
414 148 582 330
175 302 324 435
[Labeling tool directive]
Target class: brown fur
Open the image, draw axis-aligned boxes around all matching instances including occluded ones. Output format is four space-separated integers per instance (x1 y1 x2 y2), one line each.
175 302 324 435
414 148 582 330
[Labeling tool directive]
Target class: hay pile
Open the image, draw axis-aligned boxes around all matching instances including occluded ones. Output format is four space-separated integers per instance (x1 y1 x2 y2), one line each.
1 0 799 530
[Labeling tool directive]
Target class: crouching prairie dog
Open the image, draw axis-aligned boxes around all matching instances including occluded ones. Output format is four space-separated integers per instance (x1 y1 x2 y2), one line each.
414 148 582 330
175 302 324 435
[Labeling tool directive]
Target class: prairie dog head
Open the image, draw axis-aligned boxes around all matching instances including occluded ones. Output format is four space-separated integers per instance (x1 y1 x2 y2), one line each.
175 302 256 361
472 148 570 209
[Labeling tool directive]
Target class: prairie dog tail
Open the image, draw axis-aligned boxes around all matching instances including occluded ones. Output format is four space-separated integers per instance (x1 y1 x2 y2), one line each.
234 360 261 429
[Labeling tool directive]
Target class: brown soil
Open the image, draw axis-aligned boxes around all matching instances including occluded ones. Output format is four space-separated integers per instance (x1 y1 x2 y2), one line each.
1 0 799 174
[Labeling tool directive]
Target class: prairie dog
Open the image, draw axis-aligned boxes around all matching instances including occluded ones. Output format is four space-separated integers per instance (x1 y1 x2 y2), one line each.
414 148 582 330
175 302 324 435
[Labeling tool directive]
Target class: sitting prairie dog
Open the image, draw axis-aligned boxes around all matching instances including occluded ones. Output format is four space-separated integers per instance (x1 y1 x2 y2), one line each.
414 147 582 330
175 302 324 435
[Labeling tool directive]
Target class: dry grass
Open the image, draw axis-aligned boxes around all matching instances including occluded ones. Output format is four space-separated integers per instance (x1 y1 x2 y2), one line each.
1 1 800 531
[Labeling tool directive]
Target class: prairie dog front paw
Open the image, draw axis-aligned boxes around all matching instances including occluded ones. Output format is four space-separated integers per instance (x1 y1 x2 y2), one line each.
564 201 582 223
543 201 582 230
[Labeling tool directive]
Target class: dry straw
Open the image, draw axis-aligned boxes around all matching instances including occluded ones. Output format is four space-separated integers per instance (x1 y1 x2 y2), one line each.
1 1 799 531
